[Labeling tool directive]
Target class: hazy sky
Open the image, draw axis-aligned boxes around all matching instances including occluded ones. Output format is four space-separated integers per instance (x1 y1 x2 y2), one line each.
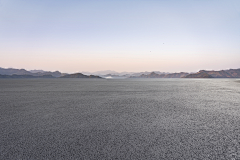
0 0 240 73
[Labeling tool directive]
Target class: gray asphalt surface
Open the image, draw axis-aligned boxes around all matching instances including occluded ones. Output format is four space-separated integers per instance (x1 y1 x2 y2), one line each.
1 79 240 159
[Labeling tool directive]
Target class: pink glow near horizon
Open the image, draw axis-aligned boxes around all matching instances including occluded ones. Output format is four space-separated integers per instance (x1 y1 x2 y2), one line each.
1 0 240 73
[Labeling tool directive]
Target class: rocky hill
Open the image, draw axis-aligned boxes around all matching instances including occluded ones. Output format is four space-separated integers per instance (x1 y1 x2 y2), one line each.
184 72 213 78
184 69 240 78
225 69 240 77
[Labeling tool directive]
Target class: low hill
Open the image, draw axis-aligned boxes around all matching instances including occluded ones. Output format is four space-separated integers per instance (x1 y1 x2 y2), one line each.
130 72 166 78
0 67 64 77
29 70 46 73
225 69 240 77
184 69 240 78
130 72 189 78
31 71 62 77
0 68 31 75
164 72 189 78
60 73 102 78
0 74 54 78
184 72 213 78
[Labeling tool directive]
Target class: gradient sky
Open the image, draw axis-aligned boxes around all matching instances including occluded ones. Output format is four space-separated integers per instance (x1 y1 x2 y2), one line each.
0 0 240 73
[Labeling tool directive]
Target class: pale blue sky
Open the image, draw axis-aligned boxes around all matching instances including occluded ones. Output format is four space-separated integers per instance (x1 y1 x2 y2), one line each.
0 0 240 73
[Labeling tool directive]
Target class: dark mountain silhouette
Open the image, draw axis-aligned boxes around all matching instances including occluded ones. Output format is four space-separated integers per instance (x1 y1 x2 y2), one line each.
0 68 31 75
31 71 63 77
184 72 213 78
0 67 65 77
1 67 240 79
225 69 240 77
60 73 103 78
185 69 240 78
0 74 54 78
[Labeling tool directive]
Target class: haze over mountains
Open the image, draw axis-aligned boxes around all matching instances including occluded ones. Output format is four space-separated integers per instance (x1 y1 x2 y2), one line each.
130 69 240 78
29 70 47 73
185 69 240 78
60 73 102 79
0 67 65 78
83 70 169 76
0 67 240 78
0 74 55 78
130 72 189 78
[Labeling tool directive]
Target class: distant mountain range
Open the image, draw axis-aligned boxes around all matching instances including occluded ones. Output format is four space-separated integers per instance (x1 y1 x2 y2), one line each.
0 67 240 79
96 71 170 79
83 70 168 77
130 72 189 78
184 69 240 78
130 68 240 78
60 73 102 78
82 70 129 76
0 74 54 78
29 70 47 73
0 67 66 78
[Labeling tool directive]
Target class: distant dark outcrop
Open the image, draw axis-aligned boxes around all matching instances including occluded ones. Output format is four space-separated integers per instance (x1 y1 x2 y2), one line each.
0 74 54 78
184 69 240 78
130 72 189 78
60 73 102 78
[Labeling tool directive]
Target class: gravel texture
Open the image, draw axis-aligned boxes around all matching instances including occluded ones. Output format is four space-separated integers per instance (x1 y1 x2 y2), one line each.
1 78 240 159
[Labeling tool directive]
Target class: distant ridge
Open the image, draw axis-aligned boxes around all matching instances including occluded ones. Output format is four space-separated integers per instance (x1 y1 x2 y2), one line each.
29 70 46 73
130 69 240 78
184 72 213 78
0 74 54 78
0 67 66 77
60 73 103 78
83 70 119 76
130 72 189 78
0 67 30 75
0 67 240 79
184 69 240 78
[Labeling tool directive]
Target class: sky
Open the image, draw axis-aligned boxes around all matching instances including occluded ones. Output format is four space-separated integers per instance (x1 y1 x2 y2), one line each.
0 0 240 73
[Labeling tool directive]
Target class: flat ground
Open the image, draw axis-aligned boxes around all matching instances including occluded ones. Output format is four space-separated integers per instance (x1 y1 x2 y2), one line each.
1 79 240 159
